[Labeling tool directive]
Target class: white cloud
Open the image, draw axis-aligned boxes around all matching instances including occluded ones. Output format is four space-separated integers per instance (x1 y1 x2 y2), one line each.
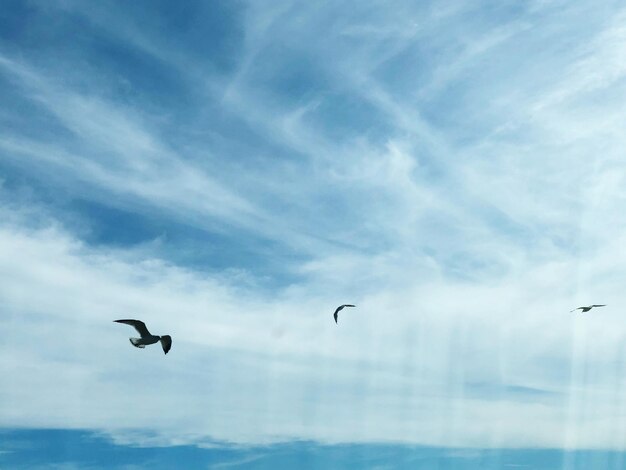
1 0 626 452
2 194 626 449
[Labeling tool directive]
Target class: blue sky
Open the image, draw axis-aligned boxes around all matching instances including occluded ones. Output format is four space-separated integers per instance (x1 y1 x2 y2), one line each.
2 0 626 468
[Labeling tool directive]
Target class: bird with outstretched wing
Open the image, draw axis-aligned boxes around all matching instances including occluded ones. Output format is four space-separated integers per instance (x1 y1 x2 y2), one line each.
570 304 606 313
333 304 355 324
114 319 172 354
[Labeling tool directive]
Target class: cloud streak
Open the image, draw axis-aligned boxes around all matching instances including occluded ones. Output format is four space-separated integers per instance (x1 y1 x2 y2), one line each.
1 0 626 452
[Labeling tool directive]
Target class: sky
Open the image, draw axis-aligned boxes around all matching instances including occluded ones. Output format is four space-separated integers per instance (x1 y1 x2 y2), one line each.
2 0 626 468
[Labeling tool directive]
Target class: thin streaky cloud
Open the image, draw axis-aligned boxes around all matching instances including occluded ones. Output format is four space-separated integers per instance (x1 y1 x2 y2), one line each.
1 0 626 454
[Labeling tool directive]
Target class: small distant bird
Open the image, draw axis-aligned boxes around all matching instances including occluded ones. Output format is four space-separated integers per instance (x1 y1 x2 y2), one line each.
114 319 172 354
570 304 606 313
333 304 355 324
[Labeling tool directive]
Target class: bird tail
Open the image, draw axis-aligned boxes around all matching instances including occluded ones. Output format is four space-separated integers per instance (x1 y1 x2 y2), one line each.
129 338 145 348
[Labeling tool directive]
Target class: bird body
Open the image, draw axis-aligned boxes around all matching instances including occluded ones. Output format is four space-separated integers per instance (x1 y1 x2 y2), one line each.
129 335 160 348
114 319 172 354
570 304 606 313
333 304 355 323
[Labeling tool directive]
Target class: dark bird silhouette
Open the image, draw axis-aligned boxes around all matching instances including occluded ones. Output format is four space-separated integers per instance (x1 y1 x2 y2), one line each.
333 304 355 324
570 304 606 313
114 319 172 354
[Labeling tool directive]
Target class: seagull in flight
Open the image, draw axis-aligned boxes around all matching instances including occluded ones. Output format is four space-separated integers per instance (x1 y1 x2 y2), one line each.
333 304 355 324
570 304 606 313
114 319 172 354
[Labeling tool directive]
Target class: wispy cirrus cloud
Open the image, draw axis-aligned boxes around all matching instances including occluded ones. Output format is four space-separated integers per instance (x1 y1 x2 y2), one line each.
2 0 626 454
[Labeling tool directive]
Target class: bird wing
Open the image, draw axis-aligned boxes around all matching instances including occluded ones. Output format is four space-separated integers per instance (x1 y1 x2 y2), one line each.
114 319 151 338
592 304 606 307
160 335 172 355
335 304 356 313
333 304 354 322
570 307 583 312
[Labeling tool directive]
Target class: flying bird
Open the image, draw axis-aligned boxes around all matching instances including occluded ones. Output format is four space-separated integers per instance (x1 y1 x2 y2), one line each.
570 304 606 313
114 319 172 354
333 304 355 324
